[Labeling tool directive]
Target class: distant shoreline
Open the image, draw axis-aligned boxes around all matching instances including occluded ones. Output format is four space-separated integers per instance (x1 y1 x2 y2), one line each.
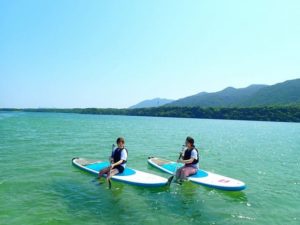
1 106 300 123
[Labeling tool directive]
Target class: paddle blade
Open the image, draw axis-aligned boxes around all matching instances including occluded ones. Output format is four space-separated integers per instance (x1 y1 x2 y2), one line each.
108 179 112 189
167 176 174 186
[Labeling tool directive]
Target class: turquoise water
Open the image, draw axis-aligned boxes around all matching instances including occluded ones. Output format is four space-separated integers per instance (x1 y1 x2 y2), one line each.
0 112 299 225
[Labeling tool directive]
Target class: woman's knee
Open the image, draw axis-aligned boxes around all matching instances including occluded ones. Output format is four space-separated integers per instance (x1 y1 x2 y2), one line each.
110 169 119 176
181 168 187 173
99 167 109 174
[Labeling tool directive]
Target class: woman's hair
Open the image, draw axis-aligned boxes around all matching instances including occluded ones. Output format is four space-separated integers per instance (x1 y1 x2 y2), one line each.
186 136 195 146
116 137 125 144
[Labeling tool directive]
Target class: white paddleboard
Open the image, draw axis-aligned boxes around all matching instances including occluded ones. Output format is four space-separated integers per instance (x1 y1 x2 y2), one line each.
72 157 168 187
148 157 246 191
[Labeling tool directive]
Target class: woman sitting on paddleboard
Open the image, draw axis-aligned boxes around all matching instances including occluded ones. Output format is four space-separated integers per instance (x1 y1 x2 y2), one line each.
175 136 199 183
98 137 128 182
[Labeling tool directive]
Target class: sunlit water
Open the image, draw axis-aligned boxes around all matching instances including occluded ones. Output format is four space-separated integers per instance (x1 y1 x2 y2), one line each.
0 112 299 225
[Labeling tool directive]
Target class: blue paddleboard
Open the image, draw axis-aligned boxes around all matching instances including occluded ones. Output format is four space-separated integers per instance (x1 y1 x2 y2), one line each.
148 157 246 191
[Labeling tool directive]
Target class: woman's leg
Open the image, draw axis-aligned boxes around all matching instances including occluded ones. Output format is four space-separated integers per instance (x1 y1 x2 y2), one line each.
175 166 184 180
98 166 110 179
179 167 197 180
106 168 119 181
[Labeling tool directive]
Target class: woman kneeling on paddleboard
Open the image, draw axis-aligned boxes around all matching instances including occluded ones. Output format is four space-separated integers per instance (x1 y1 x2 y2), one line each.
175 136 199 183
98 137 128 182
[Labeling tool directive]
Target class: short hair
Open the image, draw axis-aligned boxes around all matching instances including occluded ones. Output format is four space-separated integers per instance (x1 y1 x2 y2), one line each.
116 137 125 144
186 136 194 146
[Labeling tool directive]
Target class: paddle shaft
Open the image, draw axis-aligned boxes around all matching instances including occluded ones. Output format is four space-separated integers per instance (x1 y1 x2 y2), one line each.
167 146 185 185
108 144 115 189
174 152 183 175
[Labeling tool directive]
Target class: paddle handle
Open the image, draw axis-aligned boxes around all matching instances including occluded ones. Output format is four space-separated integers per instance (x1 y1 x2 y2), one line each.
177 152 182 160
109 144 115 162
177 145 185 160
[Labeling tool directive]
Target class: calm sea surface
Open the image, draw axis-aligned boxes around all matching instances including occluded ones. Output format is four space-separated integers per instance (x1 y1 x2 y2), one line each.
0 112 299 225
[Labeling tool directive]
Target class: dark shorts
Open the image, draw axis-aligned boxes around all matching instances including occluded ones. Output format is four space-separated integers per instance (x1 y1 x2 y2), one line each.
113 165 125 173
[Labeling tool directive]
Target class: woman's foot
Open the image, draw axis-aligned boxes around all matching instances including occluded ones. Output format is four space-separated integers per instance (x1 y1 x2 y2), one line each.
96 177 105 184
175 179 183 185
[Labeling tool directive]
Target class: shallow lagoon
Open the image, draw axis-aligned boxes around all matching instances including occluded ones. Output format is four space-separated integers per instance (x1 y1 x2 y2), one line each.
0 112 299 225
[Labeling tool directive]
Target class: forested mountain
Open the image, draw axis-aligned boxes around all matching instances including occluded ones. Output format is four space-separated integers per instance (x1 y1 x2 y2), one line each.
241 79 300 106
129 98 174 108
166 85 267 107
165 79 300 107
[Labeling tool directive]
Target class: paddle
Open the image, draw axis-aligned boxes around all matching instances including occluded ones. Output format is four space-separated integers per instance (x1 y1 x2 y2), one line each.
107 144 115 189
167 145 185 185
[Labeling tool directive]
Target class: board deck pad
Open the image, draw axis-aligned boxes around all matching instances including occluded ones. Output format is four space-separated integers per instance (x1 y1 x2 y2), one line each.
148 157 246 191
86 162 136 176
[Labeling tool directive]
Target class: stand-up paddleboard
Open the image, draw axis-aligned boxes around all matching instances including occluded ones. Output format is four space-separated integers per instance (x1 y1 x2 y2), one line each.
72 157 168 187
148 157 246 191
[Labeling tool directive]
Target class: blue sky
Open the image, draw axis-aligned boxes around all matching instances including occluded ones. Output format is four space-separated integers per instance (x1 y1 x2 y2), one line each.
1 0 299 108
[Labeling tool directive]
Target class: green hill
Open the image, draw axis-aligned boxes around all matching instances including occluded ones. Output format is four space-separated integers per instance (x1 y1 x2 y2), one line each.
166 85 267 107
242 79 300 106
166 78 300 107
129 98 174 108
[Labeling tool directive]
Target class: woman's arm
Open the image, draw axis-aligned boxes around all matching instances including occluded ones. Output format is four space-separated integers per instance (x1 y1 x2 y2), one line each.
111 159 124 167
179 158 195 164
178 149 194 164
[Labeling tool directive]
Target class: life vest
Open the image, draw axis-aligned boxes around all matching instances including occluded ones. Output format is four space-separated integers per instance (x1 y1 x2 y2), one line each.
112 148 128 165
183 148 199 165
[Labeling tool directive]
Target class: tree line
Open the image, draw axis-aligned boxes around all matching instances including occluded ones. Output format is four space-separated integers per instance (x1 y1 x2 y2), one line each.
2 106 300 122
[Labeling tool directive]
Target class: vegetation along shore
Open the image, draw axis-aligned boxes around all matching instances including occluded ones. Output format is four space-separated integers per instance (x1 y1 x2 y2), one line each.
2 106 300 123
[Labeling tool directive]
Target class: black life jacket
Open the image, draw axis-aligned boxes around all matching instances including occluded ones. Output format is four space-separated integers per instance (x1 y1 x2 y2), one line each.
183 147 199 165
112 148 128 165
